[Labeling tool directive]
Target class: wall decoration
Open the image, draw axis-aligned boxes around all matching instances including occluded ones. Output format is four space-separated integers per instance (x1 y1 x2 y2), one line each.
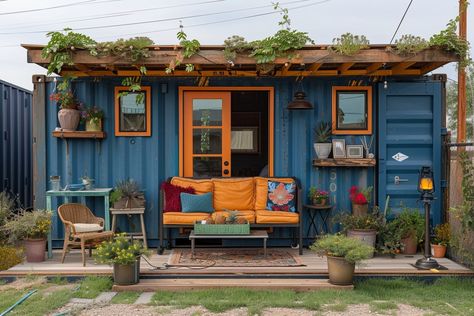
346 145 364 158
332 139 346 158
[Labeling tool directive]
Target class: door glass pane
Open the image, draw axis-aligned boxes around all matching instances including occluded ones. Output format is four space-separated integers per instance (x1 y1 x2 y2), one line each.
193 157 222 178
193 129 222 154
192 99 222 126
336 91 367 130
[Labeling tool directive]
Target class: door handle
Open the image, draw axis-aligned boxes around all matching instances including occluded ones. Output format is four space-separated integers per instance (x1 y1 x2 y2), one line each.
394 176 408 185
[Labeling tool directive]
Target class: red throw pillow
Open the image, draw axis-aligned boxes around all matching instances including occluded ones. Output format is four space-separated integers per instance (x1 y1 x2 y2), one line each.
161 182 195 212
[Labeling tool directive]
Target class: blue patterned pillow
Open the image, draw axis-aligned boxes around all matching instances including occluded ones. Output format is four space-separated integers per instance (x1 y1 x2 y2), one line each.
266 180 296 212
180 192 214 213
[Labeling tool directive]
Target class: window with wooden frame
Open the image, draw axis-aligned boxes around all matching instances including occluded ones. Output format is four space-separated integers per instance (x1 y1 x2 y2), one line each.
114 86 151 136
332 86 372 135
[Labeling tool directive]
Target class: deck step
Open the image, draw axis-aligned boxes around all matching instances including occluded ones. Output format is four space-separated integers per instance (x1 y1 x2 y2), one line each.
112 278 353 292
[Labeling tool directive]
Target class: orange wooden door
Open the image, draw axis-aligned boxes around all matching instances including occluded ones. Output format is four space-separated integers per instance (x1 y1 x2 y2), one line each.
183 91 231 178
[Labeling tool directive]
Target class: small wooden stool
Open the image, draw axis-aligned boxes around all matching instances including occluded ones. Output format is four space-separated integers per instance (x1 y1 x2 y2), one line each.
110 207 147 249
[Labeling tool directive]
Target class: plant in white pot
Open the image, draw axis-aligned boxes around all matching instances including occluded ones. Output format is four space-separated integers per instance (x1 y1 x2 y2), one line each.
310 234 373 285
50 77 80 131
313 122 332 159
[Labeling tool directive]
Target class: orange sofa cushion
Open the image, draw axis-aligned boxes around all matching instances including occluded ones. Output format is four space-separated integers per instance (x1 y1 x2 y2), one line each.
212 178 255 211
254 177 295 210
163 212 210 225
255 210 299 224
213 210 255 224
171 177 213 195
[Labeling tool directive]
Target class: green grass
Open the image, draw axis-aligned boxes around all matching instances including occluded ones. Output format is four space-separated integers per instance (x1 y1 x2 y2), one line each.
111 291 141 304
150 278 474 315
73 276 113 299
9 289 72 316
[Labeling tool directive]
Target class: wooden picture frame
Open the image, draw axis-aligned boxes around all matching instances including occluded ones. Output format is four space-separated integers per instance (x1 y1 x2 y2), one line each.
332 139 346 158
231 126 259 153
114 86 151 136
346 145 364 158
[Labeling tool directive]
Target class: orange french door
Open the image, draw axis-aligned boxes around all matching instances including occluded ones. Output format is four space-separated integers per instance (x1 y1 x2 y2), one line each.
183 91 231 178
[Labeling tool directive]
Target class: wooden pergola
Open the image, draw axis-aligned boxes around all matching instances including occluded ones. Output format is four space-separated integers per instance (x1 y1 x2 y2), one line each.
23 44 458 78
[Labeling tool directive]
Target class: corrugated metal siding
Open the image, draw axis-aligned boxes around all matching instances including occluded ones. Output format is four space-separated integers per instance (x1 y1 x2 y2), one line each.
37 76 442 247
0 79 33 207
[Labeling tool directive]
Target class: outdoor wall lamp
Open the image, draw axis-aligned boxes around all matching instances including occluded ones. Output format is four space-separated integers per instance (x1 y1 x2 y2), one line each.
415 166 440 270
287 91 314 110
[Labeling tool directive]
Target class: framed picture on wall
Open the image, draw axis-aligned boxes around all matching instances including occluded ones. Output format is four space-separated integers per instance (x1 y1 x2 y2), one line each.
231 127 260 153
332 139 346 158
346 145 364 158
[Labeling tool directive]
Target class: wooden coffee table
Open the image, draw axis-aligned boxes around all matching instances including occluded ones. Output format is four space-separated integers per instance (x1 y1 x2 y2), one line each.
189 230 268 259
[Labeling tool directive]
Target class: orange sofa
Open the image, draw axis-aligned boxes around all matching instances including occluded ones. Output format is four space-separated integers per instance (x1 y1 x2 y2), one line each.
159 177 303 254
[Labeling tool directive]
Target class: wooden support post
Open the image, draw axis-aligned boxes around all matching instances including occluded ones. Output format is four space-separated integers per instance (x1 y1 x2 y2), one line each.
457 0 467 146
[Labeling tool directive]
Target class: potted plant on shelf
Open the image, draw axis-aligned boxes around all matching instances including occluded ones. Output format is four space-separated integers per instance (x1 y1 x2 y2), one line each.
2 209 52 262
390 208 424 255
308 187 329 206
95 234 148 285
110 179 146 209
349 186 372 216
79 105 104 132
336 208 384 257
310 234 373 285
432 222 450 258
50 78 80 131
313 122 332 159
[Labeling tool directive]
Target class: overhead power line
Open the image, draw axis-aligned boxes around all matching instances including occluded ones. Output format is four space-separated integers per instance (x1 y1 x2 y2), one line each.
389 0 414 44
0 0 117 16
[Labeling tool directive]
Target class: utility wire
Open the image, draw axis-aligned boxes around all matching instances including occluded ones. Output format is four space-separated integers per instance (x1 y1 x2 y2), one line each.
389 0 414 44
0 0 115 16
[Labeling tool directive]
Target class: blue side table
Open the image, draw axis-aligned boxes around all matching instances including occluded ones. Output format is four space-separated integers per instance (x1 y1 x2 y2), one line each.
45 188 112 259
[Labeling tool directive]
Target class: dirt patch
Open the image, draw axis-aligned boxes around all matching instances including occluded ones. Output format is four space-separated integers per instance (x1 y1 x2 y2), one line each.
42 284 77 295
0 277 47 291
78 304 248 316
322 303 426 316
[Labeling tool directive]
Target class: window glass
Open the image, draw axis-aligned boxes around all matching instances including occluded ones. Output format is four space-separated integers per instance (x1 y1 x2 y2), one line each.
336 91 367 130
119 92 146 132
192 99 222 126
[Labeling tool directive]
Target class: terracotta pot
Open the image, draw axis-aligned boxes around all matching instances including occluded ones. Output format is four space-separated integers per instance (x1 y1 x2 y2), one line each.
113 258 140 285
312 198 328 206
24 238 46 262
352 203 368 217
327 255 355 285
85 118 103 132
401 235 418 255
58 109 80 131
431 244 447 258
347 229 376 258
314 143 332 159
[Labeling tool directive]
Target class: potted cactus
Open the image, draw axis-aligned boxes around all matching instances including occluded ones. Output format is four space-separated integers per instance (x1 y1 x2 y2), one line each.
313 122 332 159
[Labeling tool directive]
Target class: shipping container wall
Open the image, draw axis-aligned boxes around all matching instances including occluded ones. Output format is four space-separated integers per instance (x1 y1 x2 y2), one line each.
35 76 442 247
0 79 32 207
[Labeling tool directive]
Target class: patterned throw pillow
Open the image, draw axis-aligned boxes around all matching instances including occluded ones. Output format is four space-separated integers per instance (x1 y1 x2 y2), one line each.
266 180 296 212
180 192 214 213
161 182 195 212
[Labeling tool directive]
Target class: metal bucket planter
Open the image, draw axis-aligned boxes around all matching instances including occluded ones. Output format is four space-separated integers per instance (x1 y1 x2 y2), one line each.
314 143 332 159
85 118 103 132
24 238 46 262
327 255 355 285
352 203 368 217
58 109 80 131
347 229 376 258
113 257 140 285
431 244 447 258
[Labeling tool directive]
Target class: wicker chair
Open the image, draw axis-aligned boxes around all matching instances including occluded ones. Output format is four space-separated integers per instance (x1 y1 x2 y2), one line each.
58 203 114 266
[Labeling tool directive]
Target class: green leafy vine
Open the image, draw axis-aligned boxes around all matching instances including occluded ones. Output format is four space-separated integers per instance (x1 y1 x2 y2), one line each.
166 23 200 74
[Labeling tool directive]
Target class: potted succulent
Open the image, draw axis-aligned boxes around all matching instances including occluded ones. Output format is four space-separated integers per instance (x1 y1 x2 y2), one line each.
95 234 148 285
432 223 450 258
310 234 373 285
349 186 373 216
110 179 146 209
313 122 332 159
390 208 424 255
308 187 329 206
79 105 104 132
336 208 384 258
2 209 52 262
50 78 80 131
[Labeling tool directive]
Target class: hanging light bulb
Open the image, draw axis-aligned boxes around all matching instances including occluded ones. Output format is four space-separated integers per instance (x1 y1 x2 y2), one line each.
384 80 388 89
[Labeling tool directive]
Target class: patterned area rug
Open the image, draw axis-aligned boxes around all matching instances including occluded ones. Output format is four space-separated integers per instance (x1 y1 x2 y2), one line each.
168 248 305 267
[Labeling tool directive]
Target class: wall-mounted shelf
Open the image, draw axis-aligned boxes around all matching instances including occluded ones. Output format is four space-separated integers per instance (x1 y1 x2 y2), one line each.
313 158 376 167
52 131 106 139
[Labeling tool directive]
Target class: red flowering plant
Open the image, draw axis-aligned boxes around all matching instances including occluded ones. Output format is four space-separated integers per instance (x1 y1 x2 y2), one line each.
349 186 373 205
49 77 77 110
308 187 329 205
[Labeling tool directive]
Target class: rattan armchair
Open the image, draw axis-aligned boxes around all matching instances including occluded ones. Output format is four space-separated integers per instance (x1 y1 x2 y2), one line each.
58 203 113 266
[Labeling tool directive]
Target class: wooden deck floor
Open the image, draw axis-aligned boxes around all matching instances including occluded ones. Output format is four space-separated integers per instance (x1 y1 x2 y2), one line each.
2 248 472 278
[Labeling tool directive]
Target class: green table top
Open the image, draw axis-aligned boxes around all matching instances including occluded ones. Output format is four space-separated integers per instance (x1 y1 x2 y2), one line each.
46 188 113 196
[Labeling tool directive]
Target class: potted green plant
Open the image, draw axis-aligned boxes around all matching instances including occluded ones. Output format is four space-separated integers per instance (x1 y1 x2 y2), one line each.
308 187 329 206
390 208 424 255
110 179 146 209
50 78 80 131
378 220 403 258
336 208 384 258
2 209 52 262
313 122 332 159
310 234 373 285
79 105 104 132
432 222 450 258
95 234 148 285
349 185 373 216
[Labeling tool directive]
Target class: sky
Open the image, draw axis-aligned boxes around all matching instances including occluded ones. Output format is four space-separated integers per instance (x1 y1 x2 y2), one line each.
0 0 470 90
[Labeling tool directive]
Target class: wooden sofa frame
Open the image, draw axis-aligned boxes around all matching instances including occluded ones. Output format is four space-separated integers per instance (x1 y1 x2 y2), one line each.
158 177 304 255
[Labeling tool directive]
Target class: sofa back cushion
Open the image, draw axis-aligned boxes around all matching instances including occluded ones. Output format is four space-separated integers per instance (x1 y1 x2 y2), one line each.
170 177 213 195
212 178 255 211
254 177 296 210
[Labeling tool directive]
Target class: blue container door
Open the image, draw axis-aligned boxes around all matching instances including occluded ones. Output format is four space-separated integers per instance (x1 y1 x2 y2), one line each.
378 81 442 226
